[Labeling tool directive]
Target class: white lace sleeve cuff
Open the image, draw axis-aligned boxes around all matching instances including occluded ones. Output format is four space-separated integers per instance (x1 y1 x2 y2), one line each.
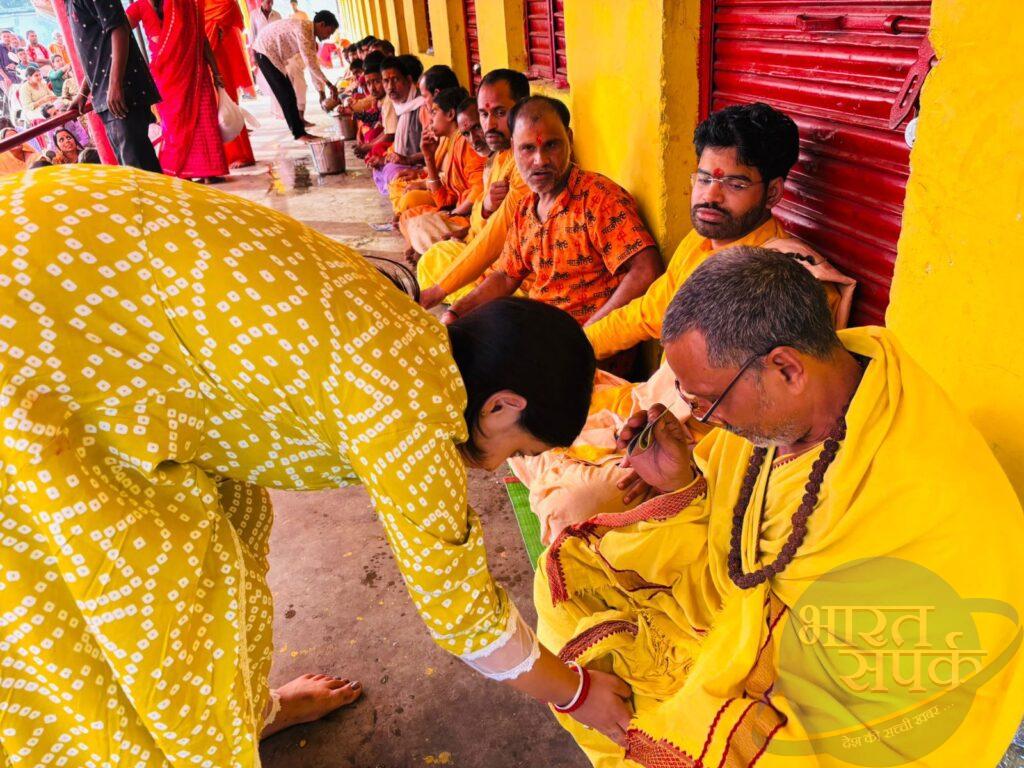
459 605 540 681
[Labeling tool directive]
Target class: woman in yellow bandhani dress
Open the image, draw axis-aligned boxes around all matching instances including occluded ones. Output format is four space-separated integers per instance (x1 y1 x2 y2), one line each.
0 165 633 765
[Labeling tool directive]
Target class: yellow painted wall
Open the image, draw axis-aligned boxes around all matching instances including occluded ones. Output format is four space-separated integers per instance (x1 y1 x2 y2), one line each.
561 0 699 252
888 0 1024 495
474 0 526 73
337 0 700 256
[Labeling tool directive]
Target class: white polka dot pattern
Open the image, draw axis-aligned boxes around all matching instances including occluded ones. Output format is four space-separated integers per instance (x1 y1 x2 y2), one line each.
0 166 513 765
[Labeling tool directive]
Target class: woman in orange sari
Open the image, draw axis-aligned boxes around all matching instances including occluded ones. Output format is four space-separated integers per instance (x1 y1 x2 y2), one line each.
126 0 229 180
398 87 486 260
205 0 256 167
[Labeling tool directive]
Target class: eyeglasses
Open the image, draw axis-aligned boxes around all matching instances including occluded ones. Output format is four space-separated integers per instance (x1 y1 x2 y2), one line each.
675 350 768 425
690 172 765 194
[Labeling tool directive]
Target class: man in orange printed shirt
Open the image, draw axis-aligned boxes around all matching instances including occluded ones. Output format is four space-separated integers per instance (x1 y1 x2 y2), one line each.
444 96 662 328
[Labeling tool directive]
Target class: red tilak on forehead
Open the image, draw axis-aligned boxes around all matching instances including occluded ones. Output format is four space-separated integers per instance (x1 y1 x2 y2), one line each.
534 131 544 146
712 168 725 178
483 102 493 110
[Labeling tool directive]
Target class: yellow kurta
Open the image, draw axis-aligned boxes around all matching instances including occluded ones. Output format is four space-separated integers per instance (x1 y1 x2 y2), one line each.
536 326 1024 767
0 166 514 765
585 217 799 360
416 148 529 303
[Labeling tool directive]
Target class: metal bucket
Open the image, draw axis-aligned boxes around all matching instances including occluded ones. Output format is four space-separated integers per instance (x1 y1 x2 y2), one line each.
335 114 357 141
308 138 346 175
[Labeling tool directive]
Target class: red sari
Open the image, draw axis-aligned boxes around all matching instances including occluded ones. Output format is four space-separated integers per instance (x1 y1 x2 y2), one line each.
126 0 228 179
204 0 255 166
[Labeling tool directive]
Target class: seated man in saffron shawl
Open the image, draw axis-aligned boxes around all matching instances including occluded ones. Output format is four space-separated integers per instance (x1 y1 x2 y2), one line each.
535 246 1024 767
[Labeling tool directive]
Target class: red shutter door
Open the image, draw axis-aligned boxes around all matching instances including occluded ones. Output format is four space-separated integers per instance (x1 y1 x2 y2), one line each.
424 0 434 52
526 0 568 86
463 0 481 91
526 0 555 77
702 0 932 326
553 0 567 83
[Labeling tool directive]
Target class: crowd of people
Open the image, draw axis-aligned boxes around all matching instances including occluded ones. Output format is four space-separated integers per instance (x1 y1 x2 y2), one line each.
0 28 95 170
0 0 354 178
0 17 1023 768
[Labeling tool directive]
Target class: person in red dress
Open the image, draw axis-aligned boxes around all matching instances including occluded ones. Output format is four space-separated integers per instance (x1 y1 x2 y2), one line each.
126 0 230 181
204 0 256 167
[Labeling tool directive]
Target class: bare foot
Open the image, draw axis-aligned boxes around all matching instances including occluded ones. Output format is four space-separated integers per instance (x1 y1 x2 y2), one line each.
298 134 323 144
230 160 256 169
260 673 362 738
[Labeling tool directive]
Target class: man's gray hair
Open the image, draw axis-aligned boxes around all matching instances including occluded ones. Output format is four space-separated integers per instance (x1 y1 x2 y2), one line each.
662 246 840 367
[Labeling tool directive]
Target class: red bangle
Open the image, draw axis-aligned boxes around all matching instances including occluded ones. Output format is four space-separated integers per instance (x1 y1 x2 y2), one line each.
553 662 591 714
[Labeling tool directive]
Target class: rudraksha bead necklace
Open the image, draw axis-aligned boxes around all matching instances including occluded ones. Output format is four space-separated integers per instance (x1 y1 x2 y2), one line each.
727 412 848 589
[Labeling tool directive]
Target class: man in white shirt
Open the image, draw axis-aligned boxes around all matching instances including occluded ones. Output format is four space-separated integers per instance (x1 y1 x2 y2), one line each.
250 0 280 38
252 10 338 142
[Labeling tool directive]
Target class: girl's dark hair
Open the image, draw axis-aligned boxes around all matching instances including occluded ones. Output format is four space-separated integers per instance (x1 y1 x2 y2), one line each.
421 64 460 95
447 298 595 458
433 86 469 115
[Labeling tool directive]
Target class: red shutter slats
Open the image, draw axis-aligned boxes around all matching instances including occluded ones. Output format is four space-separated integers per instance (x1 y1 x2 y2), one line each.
526 0 568 86
463 0 481 90
702 0 932 326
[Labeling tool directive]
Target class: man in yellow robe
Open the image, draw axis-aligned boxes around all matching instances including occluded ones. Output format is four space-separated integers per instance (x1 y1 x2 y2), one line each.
416 68 532 307
510 103 855 543
535 246 1024 767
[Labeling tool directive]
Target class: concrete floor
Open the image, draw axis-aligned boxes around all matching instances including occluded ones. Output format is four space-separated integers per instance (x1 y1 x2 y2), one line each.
216 90 589 767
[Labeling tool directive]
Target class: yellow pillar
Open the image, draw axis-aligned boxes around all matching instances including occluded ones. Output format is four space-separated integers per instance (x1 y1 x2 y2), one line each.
384 0 409 52
560 0 700 253
376 0 391 40
415 0 468 84
403 0 429 54
888 0 1024 494
355 0 367 35
474 0 527 74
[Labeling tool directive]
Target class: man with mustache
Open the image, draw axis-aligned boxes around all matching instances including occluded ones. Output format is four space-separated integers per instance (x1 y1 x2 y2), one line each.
442 96 662 329
416 68 531 308
508 102 855 544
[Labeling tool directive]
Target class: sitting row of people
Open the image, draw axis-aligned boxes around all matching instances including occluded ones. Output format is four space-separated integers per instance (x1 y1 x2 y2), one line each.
340 52 1022 763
